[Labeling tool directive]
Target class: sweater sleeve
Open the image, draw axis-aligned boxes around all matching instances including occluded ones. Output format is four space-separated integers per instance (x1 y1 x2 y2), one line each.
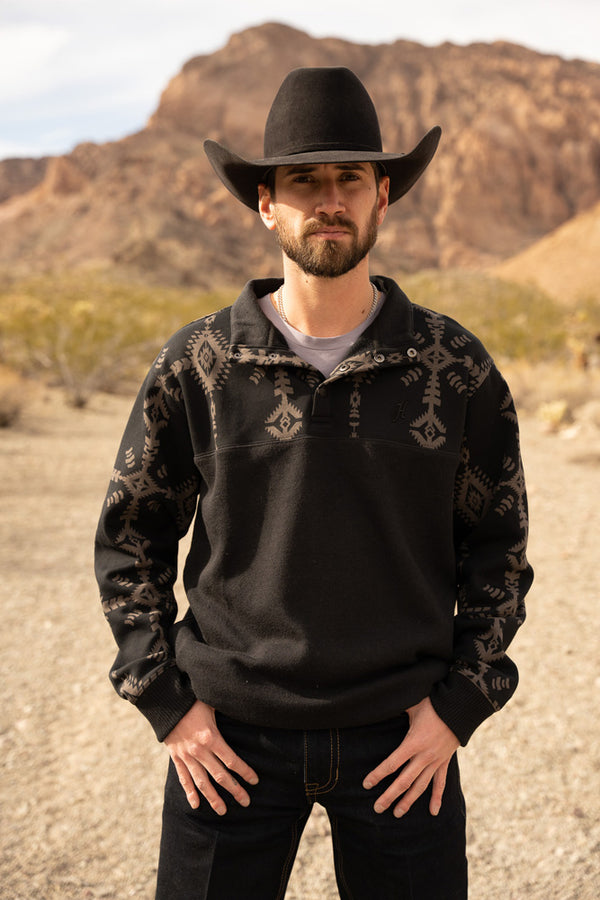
94 352 201 741
430 361 533 745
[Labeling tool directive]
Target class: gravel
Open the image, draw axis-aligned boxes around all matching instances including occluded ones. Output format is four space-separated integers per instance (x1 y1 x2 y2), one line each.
1 388 598 899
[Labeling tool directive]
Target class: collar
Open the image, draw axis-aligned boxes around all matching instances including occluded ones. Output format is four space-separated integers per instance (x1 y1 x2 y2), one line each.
228 276 420 374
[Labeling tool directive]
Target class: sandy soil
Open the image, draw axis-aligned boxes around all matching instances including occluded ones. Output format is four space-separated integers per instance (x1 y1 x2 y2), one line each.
1 382 599 899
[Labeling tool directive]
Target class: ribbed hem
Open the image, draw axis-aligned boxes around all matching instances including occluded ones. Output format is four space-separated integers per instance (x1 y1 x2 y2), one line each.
135 666 198 742
430 671 497 746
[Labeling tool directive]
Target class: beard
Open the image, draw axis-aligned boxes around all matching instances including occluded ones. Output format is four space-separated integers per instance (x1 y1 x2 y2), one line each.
273 203 379 278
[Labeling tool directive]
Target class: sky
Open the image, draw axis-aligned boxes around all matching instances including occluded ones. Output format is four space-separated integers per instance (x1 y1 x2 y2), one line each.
1 0 599 161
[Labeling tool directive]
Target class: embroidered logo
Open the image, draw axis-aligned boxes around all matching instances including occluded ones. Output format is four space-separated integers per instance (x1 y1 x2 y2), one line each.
391 401 408 422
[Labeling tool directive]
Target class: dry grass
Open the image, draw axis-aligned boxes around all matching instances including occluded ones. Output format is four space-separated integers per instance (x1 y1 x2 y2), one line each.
502 360 600 431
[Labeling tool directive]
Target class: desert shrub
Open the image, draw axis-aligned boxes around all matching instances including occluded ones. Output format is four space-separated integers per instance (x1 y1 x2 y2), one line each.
0 273 233 406
500 358 600 420
399 270 569 362
564 294 600 369
0 365 28 427
1 268 597 407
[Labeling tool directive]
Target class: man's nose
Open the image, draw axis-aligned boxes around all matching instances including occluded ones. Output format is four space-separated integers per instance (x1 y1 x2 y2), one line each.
314 179 345 216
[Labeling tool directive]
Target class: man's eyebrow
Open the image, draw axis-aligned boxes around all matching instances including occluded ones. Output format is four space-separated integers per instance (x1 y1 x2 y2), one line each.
280 162 369 175
281 164 316 175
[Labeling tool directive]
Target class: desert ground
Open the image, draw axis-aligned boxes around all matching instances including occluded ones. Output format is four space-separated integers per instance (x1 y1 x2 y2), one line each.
1 373 599 899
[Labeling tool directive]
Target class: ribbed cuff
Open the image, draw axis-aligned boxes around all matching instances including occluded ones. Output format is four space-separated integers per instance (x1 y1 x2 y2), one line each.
135 665 198 741
430 670 496 746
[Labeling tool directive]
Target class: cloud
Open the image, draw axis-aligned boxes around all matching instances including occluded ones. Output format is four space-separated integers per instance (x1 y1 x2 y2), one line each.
1 0 598 160
0 137 45 160
0 23 73 102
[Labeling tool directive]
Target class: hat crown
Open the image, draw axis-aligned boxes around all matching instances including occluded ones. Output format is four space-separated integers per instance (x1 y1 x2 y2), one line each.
263 67 383 158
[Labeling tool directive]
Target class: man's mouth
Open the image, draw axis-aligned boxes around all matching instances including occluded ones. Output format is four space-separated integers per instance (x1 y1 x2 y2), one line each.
305 220 355 240
310 228 349 239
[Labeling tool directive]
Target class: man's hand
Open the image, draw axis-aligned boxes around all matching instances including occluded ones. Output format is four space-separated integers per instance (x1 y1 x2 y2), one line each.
164 700 259 815
362 697 460 817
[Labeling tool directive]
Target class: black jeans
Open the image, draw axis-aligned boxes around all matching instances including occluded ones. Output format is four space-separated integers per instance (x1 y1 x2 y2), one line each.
156 713 467 899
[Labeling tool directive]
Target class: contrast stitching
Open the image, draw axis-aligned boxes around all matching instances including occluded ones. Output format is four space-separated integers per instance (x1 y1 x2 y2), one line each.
275 816 302 900
330 814 355 900
304 729 340 799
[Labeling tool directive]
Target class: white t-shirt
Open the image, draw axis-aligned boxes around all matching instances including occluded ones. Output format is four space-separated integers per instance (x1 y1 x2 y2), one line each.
258 288 385 378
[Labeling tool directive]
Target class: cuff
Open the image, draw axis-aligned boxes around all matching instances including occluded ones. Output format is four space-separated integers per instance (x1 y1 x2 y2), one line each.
430 670 496 746
135 664 198 741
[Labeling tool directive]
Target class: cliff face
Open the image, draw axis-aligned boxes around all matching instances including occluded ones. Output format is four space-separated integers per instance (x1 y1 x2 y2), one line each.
2 23 599 287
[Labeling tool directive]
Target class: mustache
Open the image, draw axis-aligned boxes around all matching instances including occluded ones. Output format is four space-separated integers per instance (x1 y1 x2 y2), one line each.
302 215 358 236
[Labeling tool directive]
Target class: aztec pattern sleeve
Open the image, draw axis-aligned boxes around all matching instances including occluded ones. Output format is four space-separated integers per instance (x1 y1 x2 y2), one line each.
94 348 201 740
430 361 533 745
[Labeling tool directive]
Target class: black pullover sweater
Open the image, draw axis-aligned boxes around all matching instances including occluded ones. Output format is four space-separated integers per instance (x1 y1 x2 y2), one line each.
95 277 532 745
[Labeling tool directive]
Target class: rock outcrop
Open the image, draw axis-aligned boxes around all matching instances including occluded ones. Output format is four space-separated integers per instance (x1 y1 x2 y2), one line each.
1 23 599 287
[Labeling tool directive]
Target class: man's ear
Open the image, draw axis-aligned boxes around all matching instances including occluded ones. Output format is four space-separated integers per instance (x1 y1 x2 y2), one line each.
258 184 277 231
377 175 390 226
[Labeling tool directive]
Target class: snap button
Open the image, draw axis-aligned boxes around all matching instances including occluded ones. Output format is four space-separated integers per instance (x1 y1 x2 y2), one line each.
373 353 385 363
338 363 350 372
406 347 418 359
231 349 242 359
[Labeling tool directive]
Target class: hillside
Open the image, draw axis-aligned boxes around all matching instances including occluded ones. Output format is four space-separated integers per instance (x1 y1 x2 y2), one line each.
1 22 600 287
493 199 600 303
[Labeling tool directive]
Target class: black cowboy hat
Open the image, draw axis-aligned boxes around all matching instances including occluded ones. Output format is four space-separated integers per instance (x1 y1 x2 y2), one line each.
204 66 441 211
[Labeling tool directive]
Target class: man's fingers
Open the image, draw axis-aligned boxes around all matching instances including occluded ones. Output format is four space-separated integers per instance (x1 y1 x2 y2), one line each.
392 767 435 818
205 758 251 808
369 758 451 818
176 743 259 812
172 759 203 812
216 743 260 788
370 758 424 814
429 764 448 816
202 738 260 802
164 702 260 812
371 763 436 817
363 699 458 818
187 724 260 790
362 747 409 790
176 755 233 815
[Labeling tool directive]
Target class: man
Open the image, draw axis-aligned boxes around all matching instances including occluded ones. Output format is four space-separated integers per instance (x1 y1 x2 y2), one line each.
95 67 532 899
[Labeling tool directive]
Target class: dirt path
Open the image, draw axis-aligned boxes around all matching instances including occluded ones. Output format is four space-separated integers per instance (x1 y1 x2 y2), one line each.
1 386 598 899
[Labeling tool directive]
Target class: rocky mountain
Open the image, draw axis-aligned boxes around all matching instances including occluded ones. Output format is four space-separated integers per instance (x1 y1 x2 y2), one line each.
1 22 599 288
0 156 49 204
493 199 600 304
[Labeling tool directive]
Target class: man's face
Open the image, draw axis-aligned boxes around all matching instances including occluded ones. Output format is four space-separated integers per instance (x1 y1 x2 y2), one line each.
259 163 389 278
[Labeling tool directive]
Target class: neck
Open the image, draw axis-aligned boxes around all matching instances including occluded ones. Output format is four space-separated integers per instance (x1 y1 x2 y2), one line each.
274 258 376 337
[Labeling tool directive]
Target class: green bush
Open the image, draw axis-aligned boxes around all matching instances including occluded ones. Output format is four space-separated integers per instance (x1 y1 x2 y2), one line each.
0 273 232 406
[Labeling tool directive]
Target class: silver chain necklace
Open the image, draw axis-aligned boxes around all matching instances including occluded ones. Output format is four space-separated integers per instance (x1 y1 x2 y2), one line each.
275 281 379 327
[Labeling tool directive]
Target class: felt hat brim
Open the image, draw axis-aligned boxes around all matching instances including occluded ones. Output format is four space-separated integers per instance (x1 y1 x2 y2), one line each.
204 125 441 211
